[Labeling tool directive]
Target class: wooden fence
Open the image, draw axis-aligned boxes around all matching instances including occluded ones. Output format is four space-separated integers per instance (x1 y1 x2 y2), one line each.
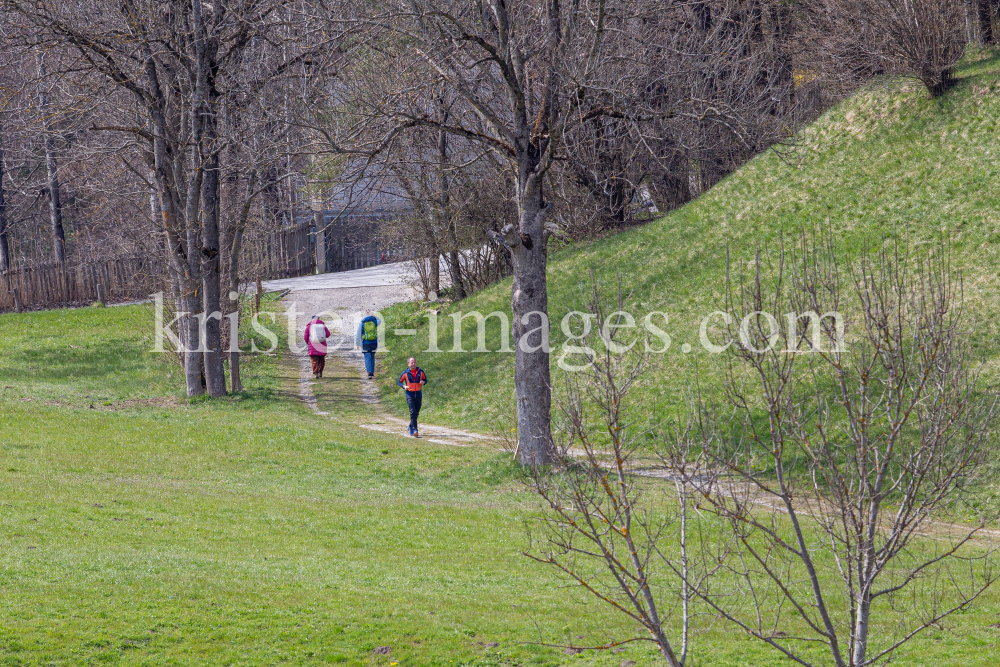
321 209 403 272
0 257 165 314
244 222 316 280
0 214 404 313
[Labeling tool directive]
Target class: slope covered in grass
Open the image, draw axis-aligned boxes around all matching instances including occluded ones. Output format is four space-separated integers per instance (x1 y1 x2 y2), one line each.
379 50 1000 436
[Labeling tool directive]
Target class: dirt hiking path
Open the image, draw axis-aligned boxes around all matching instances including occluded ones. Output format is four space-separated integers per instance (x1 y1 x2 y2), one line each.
273 274 1000 542
277 280 497 448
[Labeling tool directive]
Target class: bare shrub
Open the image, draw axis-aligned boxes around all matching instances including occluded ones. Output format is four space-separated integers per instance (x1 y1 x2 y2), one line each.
804 0 967 97
525 280 720 665
526 240 999 666
691 236 1000 665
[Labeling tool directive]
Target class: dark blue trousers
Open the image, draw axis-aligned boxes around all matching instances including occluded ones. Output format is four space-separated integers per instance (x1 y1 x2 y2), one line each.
405 391 422 434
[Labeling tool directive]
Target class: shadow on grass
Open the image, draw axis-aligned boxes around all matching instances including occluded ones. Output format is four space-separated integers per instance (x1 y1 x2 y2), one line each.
2 339 154 381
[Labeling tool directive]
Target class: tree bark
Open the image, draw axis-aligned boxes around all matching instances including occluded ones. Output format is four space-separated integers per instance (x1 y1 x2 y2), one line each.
424 221 441 296
200 149 226 397
437 125 466 299
36 56 65 263
510 157 554 465
0 125 10 273
314 207 327 274
978 0 994 44
194 0 226 398
141 43 205 397
447 248 465 298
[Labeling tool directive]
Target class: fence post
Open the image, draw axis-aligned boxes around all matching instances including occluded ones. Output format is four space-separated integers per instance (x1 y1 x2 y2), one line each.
96 282 105 305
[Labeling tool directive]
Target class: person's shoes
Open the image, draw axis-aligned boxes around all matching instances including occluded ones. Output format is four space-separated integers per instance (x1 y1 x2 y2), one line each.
413 431 420 438
367 373 374 379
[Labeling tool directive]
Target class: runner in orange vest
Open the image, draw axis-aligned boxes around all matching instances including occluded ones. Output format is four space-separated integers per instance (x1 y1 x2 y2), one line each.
397 357 427 437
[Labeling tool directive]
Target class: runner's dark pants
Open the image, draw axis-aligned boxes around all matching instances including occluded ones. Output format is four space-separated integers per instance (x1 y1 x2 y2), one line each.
405 391 422 433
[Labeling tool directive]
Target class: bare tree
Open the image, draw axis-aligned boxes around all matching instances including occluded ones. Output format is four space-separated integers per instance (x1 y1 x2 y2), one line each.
0 119 9 272
977 0 996 44
35 52 65 263
4 0 346 394
526 280 715 665
554 0 799 235
321 0 694 464
691 236 999 666
805 0 967 97
374 114 514 299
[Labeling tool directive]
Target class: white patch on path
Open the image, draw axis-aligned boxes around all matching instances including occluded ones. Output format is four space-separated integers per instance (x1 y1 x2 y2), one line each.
263 262 417 292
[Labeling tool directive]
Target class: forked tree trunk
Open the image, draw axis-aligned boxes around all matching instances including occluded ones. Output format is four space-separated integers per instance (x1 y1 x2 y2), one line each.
144 44 205 398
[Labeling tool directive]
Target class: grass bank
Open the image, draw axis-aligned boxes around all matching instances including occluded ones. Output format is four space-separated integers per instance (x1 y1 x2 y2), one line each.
377 51 1000 437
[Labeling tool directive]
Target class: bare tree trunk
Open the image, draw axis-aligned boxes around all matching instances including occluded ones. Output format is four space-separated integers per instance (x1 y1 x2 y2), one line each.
183 94 206 394
424 220 441 295
229 169 257 296
139 42 204 397
185 221 205 396
508 162 553 465
437 125 466 299
979 0 995 43
201 150 226 396
0 124 10 273
36 55 65 263
314 207 326 274
966 0 974 41
194 0 226 397
447 248 465 298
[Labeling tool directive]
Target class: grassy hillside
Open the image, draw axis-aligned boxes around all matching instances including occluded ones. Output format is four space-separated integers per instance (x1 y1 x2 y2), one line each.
379 50 1000 435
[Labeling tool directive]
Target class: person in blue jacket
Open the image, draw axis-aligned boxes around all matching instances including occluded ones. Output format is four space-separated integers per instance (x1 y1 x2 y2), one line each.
398 357 427 437
355 312 382 379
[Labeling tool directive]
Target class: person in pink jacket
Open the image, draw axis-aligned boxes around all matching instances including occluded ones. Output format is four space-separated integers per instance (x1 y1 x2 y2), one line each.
304 316 331 379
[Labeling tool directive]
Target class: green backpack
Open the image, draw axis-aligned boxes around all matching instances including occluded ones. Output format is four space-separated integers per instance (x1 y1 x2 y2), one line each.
362 317 378 342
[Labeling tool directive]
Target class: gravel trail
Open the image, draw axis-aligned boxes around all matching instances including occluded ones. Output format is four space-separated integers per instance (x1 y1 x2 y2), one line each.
274 268 493 446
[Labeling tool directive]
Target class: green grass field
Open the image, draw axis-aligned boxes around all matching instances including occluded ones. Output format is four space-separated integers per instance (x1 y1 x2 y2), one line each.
6 51 1000 667
0 302 629 666
3 299 1000 666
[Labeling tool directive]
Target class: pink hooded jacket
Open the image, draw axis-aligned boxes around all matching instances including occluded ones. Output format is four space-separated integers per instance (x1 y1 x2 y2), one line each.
304 319 331 356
